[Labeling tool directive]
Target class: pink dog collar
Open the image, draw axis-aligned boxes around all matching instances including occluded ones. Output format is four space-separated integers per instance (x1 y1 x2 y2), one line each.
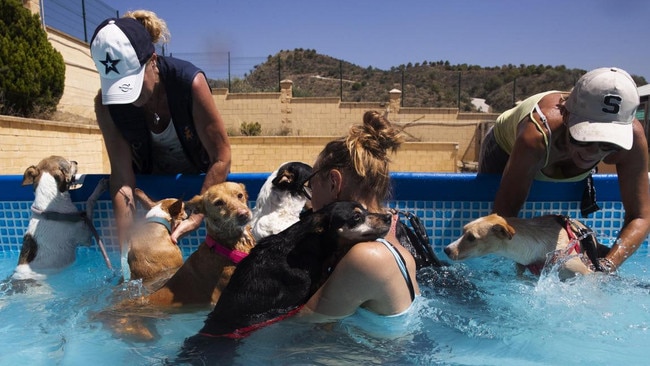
205 235 248 264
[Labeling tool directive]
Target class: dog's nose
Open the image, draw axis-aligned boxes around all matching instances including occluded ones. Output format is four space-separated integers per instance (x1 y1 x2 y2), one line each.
443 246 460 260
237 209 251 225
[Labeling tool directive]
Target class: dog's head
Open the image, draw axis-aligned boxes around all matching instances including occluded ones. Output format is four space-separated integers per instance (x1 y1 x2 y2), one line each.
444 213 516 261
185 182 251 234
307 201 392 249
271 161 313 198
22 156 78 193
134 188 188 231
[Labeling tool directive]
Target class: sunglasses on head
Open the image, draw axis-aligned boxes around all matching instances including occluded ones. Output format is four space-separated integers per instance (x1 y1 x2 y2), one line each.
299 165 347 201
568 135 621 152
299 169 322 201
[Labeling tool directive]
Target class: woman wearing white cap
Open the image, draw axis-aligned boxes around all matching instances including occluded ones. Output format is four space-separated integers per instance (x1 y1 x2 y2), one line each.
478 67 650 273
90 10 231 249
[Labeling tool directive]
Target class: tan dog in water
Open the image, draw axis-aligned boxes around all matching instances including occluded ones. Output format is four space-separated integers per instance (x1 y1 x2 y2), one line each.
99 182 255 341
143 181 255 306
127 188 187 283
444 213 610 280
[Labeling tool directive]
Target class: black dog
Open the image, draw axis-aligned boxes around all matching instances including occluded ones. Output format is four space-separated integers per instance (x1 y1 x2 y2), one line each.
187 201 391 342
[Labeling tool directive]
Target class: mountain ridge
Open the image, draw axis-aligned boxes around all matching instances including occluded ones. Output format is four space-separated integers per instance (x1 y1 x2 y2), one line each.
208 49 648 113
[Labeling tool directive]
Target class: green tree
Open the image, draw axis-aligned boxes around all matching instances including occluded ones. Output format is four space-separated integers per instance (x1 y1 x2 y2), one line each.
0 0 65 117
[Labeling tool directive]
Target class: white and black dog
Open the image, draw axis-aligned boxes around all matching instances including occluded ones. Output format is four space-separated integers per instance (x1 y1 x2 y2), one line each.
250 161 312 241
13 156 109 280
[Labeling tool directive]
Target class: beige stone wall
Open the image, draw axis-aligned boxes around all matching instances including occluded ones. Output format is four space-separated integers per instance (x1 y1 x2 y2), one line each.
0 117 458 175
228 136 458 173
1 7 493 175
218 82 496 164
0 115 108 174
47 27 100 121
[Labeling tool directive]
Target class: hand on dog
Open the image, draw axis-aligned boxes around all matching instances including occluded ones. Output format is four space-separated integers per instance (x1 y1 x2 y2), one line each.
591 257 616 275
171 213 204 244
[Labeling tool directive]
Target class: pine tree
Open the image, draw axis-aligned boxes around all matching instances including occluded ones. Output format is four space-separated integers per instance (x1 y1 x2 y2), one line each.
0 0 65 117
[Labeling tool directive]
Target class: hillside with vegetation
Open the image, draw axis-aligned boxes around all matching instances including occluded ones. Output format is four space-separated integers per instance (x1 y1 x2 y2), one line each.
209 49 648 114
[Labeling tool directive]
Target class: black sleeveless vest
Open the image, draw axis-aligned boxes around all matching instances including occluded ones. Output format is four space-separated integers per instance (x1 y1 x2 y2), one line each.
108 56 210 173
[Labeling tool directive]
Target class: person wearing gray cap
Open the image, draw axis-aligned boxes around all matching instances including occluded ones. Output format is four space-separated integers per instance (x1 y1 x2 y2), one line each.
478 67 650 273
90 10 231 253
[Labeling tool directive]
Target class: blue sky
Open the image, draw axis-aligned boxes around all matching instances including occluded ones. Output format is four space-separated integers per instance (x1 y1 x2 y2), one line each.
106 0 650 82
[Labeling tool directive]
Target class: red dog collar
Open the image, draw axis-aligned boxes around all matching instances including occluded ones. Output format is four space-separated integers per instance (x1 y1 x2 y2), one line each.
198 305 303 339
563 219 582 255
205 235 248 264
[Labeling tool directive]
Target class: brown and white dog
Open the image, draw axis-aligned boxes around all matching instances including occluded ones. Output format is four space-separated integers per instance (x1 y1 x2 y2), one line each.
444 213 611 280
134 181 255 307
13 156 109 280
126 188 187 283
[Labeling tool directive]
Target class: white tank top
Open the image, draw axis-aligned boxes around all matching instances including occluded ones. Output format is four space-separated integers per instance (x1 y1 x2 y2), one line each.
150 119 197 174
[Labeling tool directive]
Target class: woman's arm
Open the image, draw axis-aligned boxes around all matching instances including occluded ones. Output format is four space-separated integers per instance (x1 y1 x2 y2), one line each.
492 115 548 217
607 120 650 269
94 93 136 249
171 73 232 242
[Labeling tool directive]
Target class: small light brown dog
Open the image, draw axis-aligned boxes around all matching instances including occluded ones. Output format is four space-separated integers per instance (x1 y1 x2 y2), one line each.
444 213 610 280
126 188 187 283
137 181 255 307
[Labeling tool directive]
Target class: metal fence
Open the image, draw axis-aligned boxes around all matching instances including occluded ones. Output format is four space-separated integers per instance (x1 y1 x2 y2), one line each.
170 51 267 84
42 0 117 43
40 1 263 82
38 2 577 111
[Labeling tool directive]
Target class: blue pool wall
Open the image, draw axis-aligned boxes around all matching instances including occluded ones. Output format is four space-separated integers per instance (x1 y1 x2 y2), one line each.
0 173 643 255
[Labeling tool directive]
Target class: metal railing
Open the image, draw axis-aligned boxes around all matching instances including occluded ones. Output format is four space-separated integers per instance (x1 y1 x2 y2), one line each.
42 0 117 43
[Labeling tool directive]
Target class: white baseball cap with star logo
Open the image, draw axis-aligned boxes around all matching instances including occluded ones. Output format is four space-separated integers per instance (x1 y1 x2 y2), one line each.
90 18 155 105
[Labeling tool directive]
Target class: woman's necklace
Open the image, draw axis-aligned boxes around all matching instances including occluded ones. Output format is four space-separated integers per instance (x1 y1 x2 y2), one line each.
148 84 165 128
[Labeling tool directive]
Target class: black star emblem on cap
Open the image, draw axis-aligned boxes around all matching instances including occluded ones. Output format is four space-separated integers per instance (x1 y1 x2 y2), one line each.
99 52 120 75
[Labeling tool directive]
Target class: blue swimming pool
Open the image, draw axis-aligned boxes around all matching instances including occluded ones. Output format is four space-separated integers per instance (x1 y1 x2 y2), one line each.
0 173 647 365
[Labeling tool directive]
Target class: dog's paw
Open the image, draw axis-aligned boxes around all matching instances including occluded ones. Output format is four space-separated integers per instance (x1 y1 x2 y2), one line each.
86 178 109 217
12 264 47 281
90 178 109 200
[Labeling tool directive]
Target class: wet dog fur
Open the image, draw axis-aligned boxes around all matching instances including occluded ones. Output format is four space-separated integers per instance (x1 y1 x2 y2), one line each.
126 188 187 283
444 213 610 280
132 181 254 307
13 156 107 281
99 182 255 341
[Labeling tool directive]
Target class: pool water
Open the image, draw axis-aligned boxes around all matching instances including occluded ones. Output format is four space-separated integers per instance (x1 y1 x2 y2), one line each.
0 246 648 365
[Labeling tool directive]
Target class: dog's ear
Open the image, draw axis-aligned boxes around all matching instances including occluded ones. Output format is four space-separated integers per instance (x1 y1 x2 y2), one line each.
492 223 516 240
22 166 39 187
133 188 156 209
185 194 205 214
168 199 185 219
305 211 327 234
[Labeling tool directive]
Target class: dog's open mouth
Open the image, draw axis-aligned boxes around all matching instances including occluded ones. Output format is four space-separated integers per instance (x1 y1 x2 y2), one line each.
68 174 84 190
